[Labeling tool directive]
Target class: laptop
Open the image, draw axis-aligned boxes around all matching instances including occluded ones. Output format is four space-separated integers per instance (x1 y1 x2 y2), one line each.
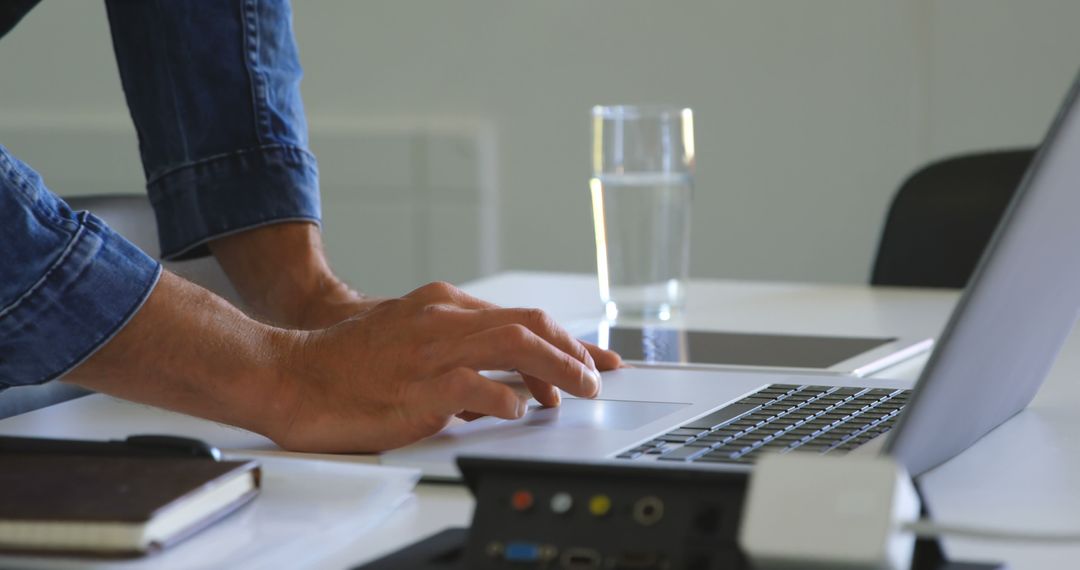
384 69 1080 480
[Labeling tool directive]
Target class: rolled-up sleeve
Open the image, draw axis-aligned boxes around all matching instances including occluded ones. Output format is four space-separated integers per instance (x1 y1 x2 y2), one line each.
105 0 320 261
0 146 161 388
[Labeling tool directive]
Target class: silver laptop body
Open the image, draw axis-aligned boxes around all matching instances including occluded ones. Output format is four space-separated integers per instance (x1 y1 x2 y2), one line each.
384 70 1080 481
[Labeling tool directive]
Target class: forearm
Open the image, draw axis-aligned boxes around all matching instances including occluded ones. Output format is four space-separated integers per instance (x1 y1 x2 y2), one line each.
64 271 299 442
209 222 369 329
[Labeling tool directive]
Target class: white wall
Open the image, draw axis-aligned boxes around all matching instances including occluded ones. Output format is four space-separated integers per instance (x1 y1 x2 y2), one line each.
2 1 1078 296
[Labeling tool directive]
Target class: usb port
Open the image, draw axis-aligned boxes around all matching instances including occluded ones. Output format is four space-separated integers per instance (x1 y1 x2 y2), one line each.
561 547 601 569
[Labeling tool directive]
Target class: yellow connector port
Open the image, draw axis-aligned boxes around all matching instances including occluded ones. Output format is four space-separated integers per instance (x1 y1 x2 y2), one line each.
588 494 612 517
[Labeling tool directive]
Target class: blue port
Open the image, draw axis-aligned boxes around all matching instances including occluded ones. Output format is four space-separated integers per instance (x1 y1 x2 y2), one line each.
504 541 541 562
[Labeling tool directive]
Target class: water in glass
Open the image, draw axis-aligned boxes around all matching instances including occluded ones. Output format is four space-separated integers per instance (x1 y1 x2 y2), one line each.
591 171 692 321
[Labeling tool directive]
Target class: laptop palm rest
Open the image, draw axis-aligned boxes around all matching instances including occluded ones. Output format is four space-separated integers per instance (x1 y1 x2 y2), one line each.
519 398 689 430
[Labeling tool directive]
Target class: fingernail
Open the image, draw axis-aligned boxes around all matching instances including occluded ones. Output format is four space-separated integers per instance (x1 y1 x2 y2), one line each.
585 368 602 398
515 399 527 418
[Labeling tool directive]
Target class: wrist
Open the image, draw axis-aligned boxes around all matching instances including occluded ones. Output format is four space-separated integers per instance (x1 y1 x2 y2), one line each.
208 222 357 328
255 326 311 446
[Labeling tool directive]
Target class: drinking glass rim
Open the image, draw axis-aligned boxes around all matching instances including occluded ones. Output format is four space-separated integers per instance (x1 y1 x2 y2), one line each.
592 105 692 119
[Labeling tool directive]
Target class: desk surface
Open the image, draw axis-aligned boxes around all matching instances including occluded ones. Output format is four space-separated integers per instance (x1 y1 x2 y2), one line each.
5 272 1080 568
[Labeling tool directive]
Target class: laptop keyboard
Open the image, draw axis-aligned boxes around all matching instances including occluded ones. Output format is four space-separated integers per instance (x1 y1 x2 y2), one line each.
616 384 910 465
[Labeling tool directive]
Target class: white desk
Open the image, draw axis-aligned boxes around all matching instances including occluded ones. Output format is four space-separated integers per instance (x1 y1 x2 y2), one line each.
5 272 1080 568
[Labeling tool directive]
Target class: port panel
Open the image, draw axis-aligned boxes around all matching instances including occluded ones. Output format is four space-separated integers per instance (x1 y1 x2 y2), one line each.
458 458 751 569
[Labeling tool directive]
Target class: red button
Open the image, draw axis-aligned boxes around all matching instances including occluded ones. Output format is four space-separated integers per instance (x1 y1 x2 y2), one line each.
511 490 534 512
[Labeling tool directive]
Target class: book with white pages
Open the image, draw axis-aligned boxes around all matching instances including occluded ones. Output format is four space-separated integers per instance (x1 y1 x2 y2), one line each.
0 396 421 570
0 454 420 570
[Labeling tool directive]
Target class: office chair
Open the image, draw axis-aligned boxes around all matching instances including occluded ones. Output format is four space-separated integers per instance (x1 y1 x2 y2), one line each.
0 194 240 419
870 148 1036 288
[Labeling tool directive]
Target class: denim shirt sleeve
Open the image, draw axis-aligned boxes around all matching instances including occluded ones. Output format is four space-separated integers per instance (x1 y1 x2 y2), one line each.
105 0 320 261
0 146 162 388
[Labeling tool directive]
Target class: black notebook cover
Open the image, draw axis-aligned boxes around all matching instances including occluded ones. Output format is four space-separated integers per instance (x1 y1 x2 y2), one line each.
0 455 260 557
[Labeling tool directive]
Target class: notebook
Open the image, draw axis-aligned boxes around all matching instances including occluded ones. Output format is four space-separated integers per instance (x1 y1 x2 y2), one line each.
0 456 260 557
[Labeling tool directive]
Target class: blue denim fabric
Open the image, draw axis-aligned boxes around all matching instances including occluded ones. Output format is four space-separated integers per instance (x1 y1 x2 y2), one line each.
0 0 319 387
0 147 162 387
106 0 320 260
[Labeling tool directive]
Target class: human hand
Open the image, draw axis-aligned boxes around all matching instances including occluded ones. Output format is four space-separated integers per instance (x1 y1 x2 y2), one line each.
270 281 622 453
287 277 385 329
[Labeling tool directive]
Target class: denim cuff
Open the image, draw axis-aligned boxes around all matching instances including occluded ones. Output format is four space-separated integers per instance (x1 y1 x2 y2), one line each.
148 144 321 261
0 212 161 387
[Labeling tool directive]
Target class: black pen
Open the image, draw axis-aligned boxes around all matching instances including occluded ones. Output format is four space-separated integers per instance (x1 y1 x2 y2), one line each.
0 434 222 460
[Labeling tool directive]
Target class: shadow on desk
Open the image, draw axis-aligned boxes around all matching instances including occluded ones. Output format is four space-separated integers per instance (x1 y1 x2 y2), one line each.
0 383 90 420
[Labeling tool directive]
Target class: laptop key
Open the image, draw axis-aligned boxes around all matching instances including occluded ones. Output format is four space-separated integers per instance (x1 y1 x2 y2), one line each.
832 387 864 396
756 390 788 398
658 434 696 444
670 428 709 437
866 388 897 396
695 455 739 463
682 403 760 430
727 421 759 432
658 445 709 461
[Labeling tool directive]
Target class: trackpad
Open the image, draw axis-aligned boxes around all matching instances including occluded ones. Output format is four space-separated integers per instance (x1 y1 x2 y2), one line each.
520 398 689 430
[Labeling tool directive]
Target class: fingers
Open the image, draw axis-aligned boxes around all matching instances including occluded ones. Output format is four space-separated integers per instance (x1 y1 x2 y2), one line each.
406 282 612 398
503 308 599 371
425 367 526 420
452 374 558 420
522 374 561 407
582 341 623 370
451 324 602 398
435 307 599 371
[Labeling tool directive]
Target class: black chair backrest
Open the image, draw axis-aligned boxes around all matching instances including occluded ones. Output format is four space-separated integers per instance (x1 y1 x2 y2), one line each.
871 149 1037 288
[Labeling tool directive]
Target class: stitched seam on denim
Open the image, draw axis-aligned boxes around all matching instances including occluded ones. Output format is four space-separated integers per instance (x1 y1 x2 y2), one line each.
0 149 81 233
161 215 320 261
28 265 163 385
0 219 86 323
145 143 316 189
0 147 34 197
241 0 268 145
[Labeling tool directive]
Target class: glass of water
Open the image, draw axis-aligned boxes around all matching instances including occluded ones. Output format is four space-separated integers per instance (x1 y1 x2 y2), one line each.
590 105 694 322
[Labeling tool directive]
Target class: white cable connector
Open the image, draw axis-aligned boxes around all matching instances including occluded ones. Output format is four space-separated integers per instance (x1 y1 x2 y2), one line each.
738 453 921 570
738 453 1080 570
